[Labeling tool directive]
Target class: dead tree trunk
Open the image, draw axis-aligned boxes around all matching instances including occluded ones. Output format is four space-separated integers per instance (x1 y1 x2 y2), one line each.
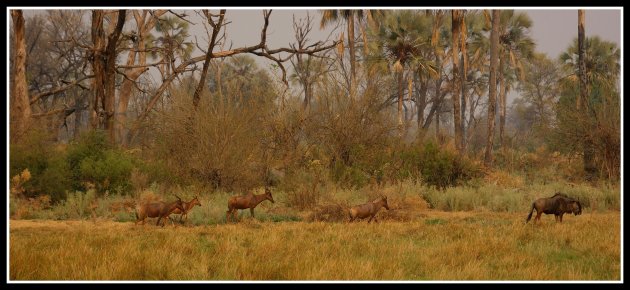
10 10 31 140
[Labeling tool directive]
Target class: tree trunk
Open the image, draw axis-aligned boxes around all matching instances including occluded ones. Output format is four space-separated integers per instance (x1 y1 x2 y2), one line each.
431 13 443 144
485 10 500 167
90 9 126 142
118 10 166 147
451 10 462 155
497 55 506 148
73 90 84 139
348 14 356 95
578 9 597 180
90 10 105 130
103 10 127 142
302 81 311 109
460 13 468 152
193 10 226 108
397 70 404 136
460 54 467 152
10 10 31 140
360 18 373 89
417 75 427 129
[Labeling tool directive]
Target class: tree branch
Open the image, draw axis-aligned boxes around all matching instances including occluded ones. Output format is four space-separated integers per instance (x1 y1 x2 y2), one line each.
29 75 94 105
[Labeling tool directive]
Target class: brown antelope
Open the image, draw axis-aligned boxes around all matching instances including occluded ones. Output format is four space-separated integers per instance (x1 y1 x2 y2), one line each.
349 195 390 223
226 187 275 222
169 195 202 223
135 195 185 227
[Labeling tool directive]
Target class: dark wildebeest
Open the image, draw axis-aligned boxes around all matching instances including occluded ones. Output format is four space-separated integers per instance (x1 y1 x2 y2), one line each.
525 192 582 224
135 195 185 227
349 196 390 223
226 188 275 222
169 196 202 223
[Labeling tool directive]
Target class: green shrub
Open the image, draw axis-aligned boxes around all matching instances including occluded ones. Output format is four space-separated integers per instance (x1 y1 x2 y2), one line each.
10 129 72 202
79 149 134 195
36 154 71 202
64 130 138 196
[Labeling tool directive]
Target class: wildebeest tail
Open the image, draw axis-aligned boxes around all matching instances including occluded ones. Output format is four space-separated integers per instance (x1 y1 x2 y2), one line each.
525 202 535 223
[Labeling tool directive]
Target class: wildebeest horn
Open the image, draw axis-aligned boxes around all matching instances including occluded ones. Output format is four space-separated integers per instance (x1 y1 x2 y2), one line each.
174 194 181 201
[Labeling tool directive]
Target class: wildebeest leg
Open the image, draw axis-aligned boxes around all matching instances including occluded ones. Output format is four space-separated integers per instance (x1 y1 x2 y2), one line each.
535 211 542 223
157 216 162 226
559 214 563 222
250 208 255 218
554 215 558 222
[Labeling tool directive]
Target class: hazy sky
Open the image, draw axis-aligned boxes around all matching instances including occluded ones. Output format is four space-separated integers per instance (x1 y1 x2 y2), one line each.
21 8 622 102
185 8 621 62
183 8 621 102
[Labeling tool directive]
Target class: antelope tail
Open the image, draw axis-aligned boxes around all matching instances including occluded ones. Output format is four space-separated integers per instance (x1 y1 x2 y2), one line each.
525 202 535 223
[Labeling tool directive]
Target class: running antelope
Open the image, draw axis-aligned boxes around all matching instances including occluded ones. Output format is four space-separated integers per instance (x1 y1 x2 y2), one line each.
349 195 390 223
169 195 202 223
226 188 275 222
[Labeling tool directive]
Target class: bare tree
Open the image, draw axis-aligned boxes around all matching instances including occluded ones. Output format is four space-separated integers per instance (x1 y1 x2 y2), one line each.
290 13 335 110
10 10 32 140
127 10 338 145
90 9 127 142
117 10 167 146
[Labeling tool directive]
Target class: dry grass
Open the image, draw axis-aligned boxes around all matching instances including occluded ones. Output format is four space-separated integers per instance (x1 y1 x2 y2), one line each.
9 211 620 281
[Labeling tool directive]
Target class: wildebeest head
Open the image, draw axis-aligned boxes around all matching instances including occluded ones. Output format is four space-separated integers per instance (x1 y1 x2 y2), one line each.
265 187 275 203
571 200 582 215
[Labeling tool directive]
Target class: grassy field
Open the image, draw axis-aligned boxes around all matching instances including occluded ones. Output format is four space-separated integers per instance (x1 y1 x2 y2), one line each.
9 210 620 281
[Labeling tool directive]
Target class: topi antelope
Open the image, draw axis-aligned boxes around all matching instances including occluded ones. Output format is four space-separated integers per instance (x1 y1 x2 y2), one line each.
349 195 390 223
169 195 202 223
135 195 185 227
226 187 275 222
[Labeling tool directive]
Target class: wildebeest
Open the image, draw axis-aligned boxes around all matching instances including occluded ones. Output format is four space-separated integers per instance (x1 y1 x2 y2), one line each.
169 195 202 223
226 187 275 222
525 192 582 224
349 195 390 223
135 195 185 227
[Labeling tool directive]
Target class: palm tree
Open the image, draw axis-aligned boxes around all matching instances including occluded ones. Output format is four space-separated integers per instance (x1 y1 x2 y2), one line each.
451 9 463 154
321 10 362 92
484 9 500 167
577 9 594 179
369 10 435 136
150 15 194 80
559 35 620 180
496 10 535 148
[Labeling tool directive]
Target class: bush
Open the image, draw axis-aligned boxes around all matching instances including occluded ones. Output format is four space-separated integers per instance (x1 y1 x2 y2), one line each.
281 161 328 209
10 129 72 202
66 130 137 196
393 142 482 189
79 149 134 195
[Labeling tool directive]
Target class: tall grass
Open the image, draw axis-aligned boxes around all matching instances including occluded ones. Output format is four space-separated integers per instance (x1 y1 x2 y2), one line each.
422 181 619 213
10 179 619 224
9 211 620 280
